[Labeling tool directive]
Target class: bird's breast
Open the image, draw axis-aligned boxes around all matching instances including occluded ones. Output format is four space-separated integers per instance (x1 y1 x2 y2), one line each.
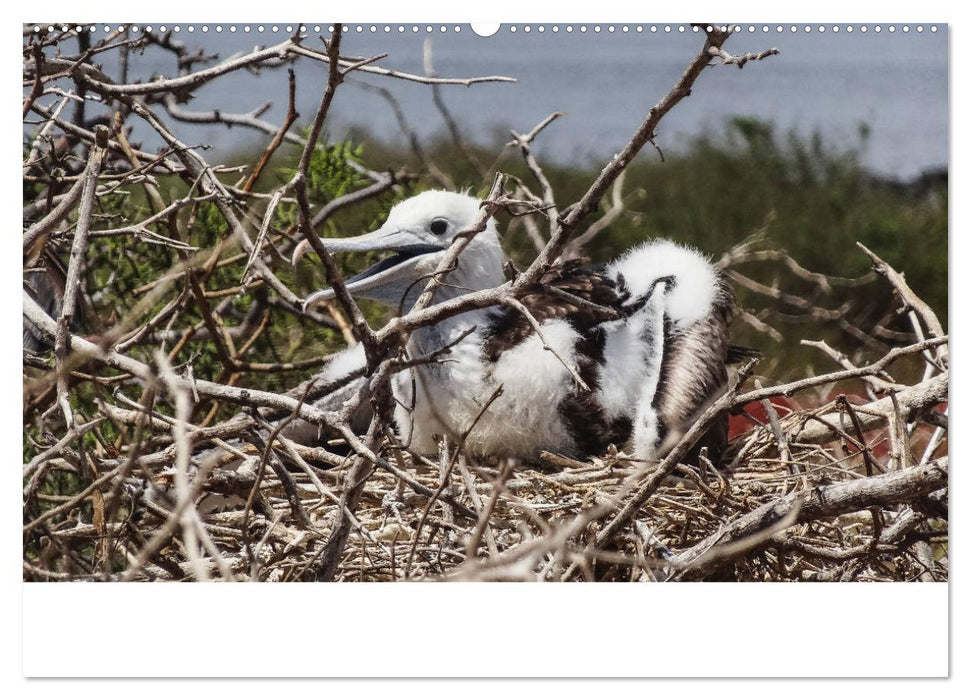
392 316 654 460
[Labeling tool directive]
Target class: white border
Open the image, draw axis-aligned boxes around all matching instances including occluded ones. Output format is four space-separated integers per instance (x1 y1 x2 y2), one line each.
10 0 961 691
22 583 949 677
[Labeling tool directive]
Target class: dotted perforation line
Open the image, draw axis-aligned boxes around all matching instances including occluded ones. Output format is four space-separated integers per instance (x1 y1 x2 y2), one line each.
506 24 938 34
29 23 941 35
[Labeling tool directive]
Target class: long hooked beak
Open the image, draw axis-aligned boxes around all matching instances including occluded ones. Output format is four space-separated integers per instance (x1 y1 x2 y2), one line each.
293 227 445 311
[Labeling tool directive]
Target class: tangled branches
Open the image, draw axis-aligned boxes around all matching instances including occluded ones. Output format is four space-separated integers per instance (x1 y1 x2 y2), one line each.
23 24 946 583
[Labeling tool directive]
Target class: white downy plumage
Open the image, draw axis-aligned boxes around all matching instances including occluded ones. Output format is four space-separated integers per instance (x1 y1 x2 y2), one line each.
295 190 734 464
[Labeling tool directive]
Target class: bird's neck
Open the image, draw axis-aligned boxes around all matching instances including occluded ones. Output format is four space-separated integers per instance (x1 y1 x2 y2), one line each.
406 235 506 358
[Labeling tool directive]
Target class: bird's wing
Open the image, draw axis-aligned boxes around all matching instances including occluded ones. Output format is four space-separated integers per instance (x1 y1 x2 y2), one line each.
279 343 371 446
480 259 629 363
652 273 737 465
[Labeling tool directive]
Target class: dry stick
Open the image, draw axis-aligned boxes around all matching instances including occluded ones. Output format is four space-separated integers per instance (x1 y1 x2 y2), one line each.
292 27 380 366
726 268 886 353
155 352 214 581
837 396 884 476
55 37 514 98
242 69 300 193
503 297 590 392
259 424 316 523
24 293 348 435
242 186 290 284
754 379 793 472
68 183 210 242
509 112 563 223
405 385 506 578
163 93 303 148
801 338 902 395
784 375 940 454
919 407 948 467
374 441 477 520
771 506 923 563
857 243 946 348
723 247 877 289
314 418 383 582
566 170 628 256
726 269 847 320
512 202 548 254
446 489 624 582
667 457 947 580
112 113 171 217
22 43 45 116
837 396 888 542
291 42 516 86
22 466 121 533
102 386 156 525
23 170 86 258
738 308 784 343
708 45 780 68
857 242 947 368
185 271 238 371
734 336 948 407
54 124 109 428
56 41 296 97
590 359 759 554
159 82 403 197
27 101 186 174
456 458 500 558
465 460 515 563
23 417 103 481
23 91 71 176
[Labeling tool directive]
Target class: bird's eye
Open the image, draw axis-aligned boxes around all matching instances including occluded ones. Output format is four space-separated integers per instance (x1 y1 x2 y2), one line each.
429 218 449 236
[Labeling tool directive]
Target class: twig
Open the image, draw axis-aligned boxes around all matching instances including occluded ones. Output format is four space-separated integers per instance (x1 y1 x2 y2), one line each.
503 297 590 392
668 458 947 579
54 124 108 427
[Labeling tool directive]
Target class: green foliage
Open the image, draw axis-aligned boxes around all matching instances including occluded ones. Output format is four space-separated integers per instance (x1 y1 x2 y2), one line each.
304 137 368 202
275 133 369 230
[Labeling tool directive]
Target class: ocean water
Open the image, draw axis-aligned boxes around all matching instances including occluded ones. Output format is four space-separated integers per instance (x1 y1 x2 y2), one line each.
32 25 948 180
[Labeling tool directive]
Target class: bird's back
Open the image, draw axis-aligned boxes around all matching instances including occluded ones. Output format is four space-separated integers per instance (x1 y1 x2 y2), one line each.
476 242 738 464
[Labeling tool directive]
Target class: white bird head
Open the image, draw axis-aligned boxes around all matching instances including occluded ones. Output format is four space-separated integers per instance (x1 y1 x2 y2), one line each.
297 190 505 312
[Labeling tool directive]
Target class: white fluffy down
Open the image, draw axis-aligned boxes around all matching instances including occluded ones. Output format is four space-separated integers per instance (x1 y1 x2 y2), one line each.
393 318 578 458
607 239 718 330
319 342 366 382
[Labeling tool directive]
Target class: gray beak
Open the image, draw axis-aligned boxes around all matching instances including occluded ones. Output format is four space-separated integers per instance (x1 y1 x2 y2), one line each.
294 227 445 311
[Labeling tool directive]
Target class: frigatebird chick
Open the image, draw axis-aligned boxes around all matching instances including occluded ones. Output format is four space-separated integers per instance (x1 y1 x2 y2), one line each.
292 190 739 466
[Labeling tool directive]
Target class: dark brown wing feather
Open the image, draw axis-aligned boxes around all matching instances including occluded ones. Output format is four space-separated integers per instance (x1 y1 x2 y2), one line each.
480 259 628 362
653 273 737 466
